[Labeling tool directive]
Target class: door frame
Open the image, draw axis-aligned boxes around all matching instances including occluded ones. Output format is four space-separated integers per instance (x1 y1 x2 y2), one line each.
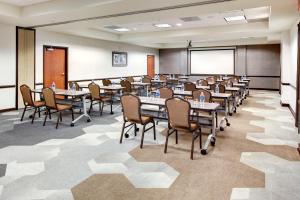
43 45 68 89
147 55 155 77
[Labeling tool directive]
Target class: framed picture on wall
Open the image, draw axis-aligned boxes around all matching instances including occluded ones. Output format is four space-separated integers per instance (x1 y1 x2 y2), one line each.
112 51 127 67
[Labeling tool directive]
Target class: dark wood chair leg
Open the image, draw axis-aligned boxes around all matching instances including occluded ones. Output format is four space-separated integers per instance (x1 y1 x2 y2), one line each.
56 112 61 129
164 129 170 153
21 106 27 121
199 129 202 149
60 112 63 122
134 123 137 136
38 107 41 118
191 133 195 160
100 101 104 116
153 120 156 140
120 121 126 144
31 108 37 124
140 124 146 149
43 109 48 126
89 100 93 114
71 108 74 121
49 109 52 119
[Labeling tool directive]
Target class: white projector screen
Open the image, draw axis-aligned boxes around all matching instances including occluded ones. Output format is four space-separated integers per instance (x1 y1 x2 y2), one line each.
190 49 235 75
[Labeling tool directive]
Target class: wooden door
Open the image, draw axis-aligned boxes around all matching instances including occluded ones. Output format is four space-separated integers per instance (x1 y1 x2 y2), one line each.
147 55 155 78
43 46 67 89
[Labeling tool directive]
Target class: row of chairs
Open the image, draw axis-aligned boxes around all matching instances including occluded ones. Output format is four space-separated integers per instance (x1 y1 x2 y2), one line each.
119 87 219 159
120 93 202 160
20 85 74 129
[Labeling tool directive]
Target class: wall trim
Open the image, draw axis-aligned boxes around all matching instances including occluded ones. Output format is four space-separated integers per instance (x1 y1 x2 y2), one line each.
0 85 16 89
250 88 279 91
0 108 16 113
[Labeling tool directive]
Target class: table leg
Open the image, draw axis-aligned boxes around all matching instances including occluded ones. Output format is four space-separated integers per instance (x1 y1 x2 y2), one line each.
71 95 92 126
110 92 114 114
201 111 216 155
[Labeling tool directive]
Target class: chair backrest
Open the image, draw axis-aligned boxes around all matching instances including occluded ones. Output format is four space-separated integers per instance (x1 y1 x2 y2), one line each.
174 74 179 78
166 97 191 130
20 84 34 106
120 80 132 93
68 81 80 90
102 79 111 86
206 77 215 84
211 84 226 93
197 79 208 86
142 77 151 83
126 76 134 83
159 87 174 99
42 88 57 109
193 89 212 102
160 75 167 81
121 94 141 123
184 82 196 91
88 83 101 100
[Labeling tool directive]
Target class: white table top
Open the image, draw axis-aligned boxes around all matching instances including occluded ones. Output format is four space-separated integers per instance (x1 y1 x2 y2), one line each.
139 96 219 111
33 89 89 97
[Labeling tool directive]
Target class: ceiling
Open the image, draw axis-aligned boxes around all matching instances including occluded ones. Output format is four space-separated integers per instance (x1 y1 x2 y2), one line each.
0 0 52 6
0 0 298 48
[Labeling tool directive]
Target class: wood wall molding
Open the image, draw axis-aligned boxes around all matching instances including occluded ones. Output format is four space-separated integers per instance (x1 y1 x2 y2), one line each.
0 85 16 89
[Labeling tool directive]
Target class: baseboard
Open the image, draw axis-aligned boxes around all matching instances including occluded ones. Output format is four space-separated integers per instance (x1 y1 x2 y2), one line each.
280 101 289 107
250 88 279 91
280 101 296 119
0 108 16 113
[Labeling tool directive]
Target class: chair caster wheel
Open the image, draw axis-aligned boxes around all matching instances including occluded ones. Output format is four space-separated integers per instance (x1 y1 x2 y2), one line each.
229 113 233 116
201 149 207 155
71 123 74 127
234 110 237 113
29 115 33 119
87 119 91 122
227 123 231 126
220 127 224 131
210 140 215 146
125 133 129 138
136 128 139 132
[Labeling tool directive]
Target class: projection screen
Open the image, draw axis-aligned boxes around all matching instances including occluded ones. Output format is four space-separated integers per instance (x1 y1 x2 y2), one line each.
190 49 235 75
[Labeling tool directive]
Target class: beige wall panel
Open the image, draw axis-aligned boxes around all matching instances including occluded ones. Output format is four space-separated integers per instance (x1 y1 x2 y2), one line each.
17 29 35 109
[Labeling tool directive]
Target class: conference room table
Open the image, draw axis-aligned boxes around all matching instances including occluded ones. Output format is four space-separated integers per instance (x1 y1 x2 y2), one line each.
139 96 220 155
32 89 92 126
79 84 125 114
195 85 240 114
151 79 167 87
173 90 232 130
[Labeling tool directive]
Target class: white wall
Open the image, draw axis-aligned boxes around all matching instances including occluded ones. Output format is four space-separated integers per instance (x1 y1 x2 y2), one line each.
36 30 159 84
0 23 16 110
281 18 299 113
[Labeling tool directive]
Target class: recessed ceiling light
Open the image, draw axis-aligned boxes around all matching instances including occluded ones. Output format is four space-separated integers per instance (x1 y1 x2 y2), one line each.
154 23 172 28
176 23 182 27
114 28 130 32
224 15 246 22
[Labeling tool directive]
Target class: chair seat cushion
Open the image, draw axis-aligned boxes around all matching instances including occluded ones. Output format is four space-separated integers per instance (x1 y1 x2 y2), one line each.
33 101 45 107
173 122 198 132
94 96 111 102
57 104 72 111
141 115 153 124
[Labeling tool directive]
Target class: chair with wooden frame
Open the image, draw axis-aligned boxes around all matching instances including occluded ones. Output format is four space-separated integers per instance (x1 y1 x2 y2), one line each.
119 94 156 148
120 80 138 95
42 88 74 129
206 77 215 84
102 79 112 86
142 76 156 93
88 83 112 116
159 74 167 81
184 82 197 92
68 81 81 91
192 89 214 130
20 84 45 124
197 79 209 86
126 76 135 83
165 97 202 160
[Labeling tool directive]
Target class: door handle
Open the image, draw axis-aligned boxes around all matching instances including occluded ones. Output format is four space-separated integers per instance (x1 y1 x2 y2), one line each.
61 73 65 76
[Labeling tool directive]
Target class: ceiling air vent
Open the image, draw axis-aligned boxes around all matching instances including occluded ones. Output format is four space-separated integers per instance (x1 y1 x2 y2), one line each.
104 25 123 30
180 16 201 22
